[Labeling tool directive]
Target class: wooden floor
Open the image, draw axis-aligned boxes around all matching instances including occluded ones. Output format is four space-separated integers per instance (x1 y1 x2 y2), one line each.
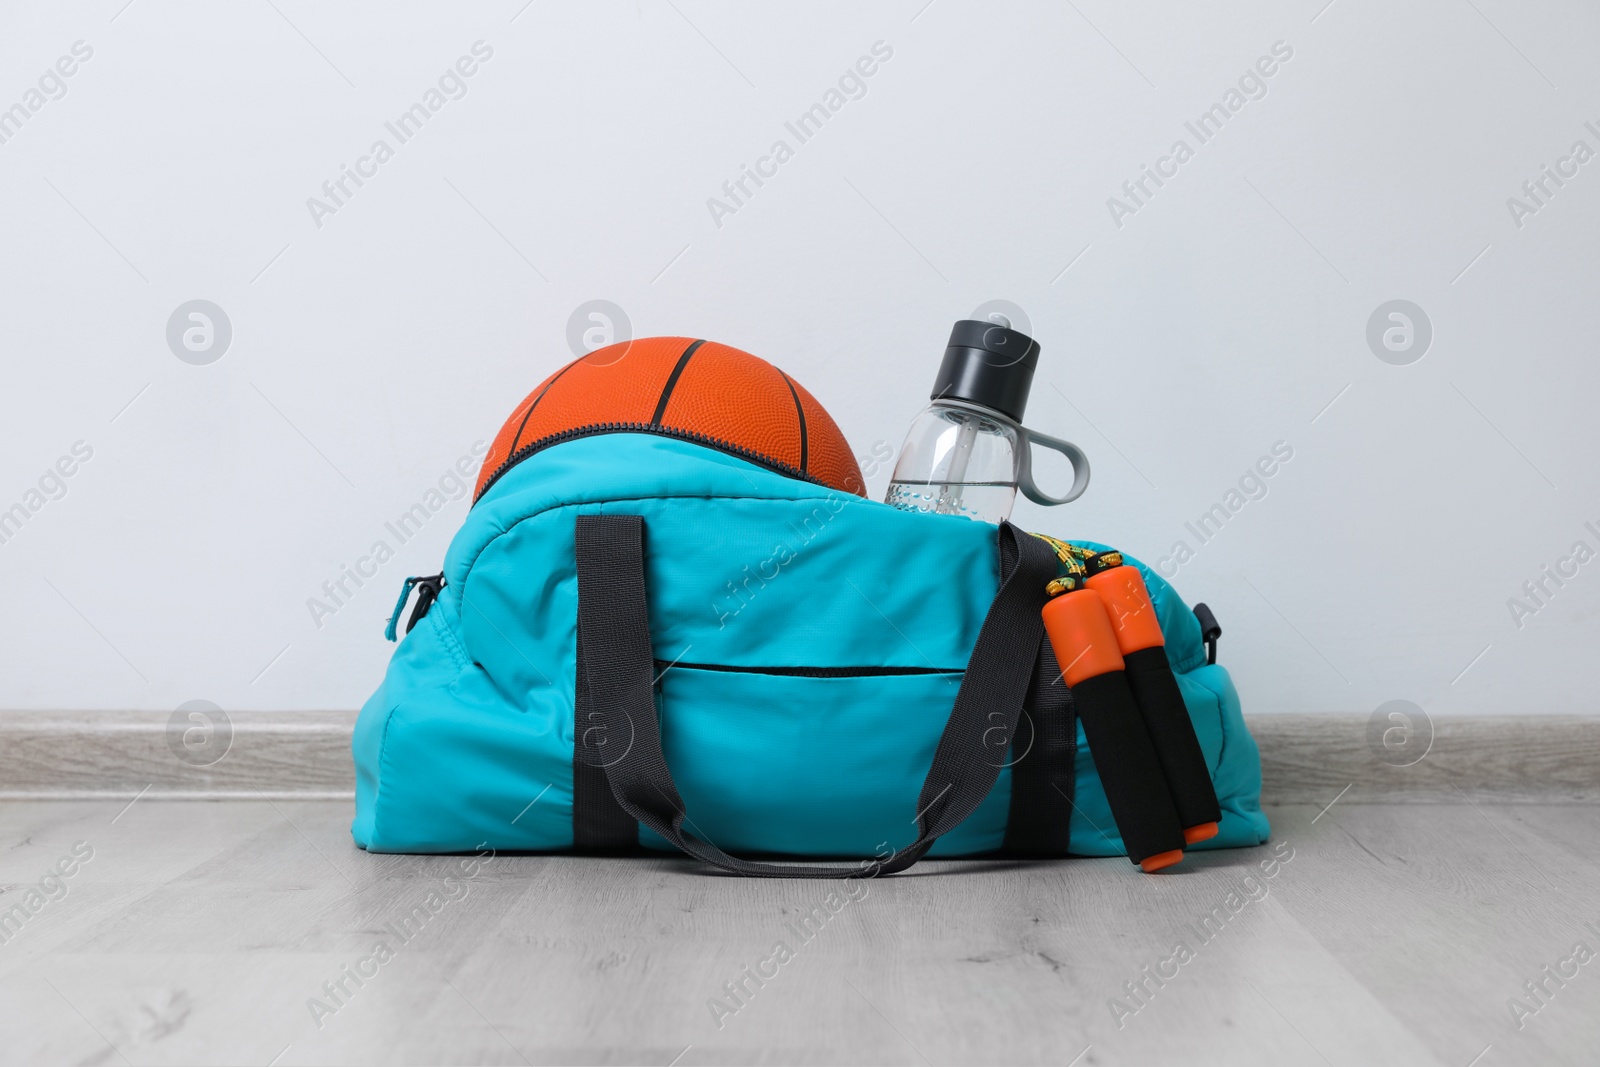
1 799 1595 1066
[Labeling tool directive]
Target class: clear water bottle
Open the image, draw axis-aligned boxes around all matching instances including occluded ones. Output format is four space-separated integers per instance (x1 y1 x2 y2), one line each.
885 316 1089 523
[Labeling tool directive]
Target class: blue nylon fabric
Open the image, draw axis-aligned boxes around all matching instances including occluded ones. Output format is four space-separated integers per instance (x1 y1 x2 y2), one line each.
351 433 1269 857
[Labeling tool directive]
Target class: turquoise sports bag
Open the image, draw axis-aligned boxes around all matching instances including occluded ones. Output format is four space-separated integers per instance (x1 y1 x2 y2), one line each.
351 431 1269 871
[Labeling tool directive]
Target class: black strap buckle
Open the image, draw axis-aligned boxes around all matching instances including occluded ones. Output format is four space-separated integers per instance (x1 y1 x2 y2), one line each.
1192 602 1221 665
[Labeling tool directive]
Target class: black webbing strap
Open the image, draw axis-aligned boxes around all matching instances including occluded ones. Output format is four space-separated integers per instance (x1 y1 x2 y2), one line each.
572 620 640 850
572 513 1057 878
1001 638 1076 856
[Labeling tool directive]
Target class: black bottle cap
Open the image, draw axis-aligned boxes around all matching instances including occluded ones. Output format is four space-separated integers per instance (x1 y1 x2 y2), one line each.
930 318 1041 422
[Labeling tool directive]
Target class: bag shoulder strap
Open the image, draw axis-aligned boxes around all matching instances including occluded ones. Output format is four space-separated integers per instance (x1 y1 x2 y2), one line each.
573 513 1056 878
1002 638 1076 856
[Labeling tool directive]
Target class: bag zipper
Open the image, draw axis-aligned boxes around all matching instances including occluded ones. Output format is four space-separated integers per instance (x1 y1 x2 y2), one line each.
655 660 962 678
474 422 833 505
385 573 445 641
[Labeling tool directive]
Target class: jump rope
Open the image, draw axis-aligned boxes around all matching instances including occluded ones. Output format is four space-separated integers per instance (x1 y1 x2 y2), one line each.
1033 535 1223 872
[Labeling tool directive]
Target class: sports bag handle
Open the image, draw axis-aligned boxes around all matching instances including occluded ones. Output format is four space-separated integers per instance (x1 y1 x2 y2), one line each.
574 513 1057 878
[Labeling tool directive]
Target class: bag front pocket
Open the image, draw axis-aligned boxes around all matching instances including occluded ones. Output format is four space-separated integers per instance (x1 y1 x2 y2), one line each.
650 663 984 857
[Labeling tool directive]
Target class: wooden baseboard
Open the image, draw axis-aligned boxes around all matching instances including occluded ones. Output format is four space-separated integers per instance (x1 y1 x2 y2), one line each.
1253 713 1600 805
0 711 1595 803
0 710 358 800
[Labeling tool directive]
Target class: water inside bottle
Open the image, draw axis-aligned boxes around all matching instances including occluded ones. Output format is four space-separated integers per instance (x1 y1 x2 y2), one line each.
885 479 1017 521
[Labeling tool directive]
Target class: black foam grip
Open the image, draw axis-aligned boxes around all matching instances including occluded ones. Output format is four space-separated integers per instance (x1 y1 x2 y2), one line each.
1122 646 1222 829
1071 670 1186 863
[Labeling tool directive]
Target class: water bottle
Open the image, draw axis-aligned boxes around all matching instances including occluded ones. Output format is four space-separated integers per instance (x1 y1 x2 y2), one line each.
885 316 1090 523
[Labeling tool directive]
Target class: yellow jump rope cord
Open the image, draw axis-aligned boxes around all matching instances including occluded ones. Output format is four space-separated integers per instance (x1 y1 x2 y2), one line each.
1030 532 1123 598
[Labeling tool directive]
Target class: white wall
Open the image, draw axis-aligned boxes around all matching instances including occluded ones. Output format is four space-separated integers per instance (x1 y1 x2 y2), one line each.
2 1 1597 719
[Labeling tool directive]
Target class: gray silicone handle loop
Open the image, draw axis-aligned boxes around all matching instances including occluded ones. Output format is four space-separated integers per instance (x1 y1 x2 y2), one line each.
1018 427 1090 506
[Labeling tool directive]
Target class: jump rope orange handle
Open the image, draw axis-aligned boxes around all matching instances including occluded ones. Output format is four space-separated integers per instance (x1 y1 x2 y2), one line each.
1085 566 1222 845
1041 588 1187 872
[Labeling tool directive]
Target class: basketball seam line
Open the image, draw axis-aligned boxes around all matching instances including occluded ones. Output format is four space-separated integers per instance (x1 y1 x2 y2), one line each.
471 422 835 504
780 372 808 472
651 339 705 426
509 357 582 455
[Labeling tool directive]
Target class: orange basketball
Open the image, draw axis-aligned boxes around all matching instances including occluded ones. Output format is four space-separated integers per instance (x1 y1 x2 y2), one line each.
475 337 865 501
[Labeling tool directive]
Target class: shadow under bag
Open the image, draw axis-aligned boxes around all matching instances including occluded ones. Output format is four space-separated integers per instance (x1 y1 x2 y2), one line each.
352 433 1268 872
